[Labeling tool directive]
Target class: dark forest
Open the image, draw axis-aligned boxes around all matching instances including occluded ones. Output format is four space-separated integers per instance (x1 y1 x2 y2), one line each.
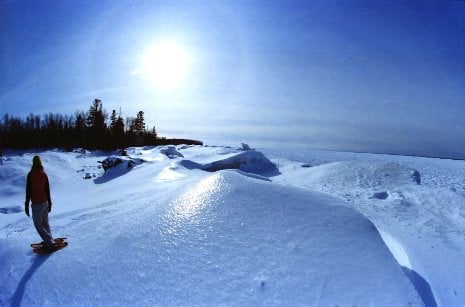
0 99 202 151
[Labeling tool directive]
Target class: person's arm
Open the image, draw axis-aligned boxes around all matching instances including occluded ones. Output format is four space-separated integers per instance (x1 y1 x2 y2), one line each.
25 173 31 217
45 174 52 212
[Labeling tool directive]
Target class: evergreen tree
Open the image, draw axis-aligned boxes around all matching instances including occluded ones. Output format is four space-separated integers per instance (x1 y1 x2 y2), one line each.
150 126 157 139
0 102 200 149
125 116 135 134
86 99 107 133
134 111 145 135
109 110 117 133
114 116 125 136
74 111 86 132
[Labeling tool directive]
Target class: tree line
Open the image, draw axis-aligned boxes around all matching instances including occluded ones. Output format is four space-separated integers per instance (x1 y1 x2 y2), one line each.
0 99 201 150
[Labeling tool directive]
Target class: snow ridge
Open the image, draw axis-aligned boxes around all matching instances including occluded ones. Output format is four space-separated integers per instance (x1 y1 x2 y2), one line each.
178 150 280 176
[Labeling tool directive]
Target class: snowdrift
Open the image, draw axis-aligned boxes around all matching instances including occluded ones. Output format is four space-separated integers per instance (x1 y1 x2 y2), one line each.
96 156 145 183
274 155 465 306
159 145 184 159
148 171 421 305
178 150 280 176
279 161 421 189
278 161 423 202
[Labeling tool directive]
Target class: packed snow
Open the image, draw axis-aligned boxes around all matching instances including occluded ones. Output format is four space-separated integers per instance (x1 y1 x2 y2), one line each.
1 144 464 306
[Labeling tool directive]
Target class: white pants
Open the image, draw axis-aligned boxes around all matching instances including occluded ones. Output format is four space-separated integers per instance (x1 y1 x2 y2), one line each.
32 202 54 246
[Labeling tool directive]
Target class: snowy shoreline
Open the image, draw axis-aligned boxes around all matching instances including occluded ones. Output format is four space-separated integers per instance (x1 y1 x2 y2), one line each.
1 145 464 306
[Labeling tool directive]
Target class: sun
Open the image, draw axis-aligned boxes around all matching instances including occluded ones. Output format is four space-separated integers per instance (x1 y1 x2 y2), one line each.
135 40 191 90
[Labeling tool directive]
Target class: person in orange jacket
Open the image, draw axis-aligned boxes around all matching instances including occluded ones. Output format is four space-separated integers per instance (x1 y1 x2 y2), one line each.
25 155 54 250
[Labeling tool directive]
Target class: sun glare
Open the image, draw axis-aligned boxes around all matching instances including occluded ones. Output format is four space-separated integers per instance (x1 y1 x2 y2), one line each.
135 41 191 90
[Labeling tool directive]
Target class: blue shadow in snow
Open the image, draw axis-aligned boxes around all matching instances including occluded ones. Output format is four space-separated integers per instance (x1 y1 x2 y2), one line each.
11 254 50 307
401 266 437 307
0 206 23 214
93 171 127 184
179 159 281 177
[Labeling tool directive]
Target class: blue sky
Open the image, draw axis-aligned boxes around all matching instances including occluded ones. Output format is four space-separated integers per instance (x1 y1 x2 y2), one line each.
1 1 464 159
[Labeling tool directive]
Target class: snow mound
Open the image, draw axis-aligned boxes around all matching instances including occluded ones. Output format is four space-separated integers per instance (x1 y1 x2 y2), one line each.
241 142 253 150
178 150 280 176
228 169 272 181
101 156 144 172
0 161 28 200
72 148 90 155
147 171 421 305
285 161 421 190
96 156 145 183
275 154 465 306
159 145 184 159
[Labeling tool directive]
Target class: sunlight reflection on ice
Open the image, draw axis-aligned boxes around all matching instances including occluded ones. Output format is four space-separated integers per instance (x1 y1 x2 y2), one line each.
164 174 229 232
156 166 185 181
378 230 412 269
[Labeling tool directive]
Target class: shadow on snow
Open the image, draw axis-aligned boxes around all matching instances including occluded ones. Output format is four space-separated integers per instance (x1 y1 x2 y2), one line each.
11 254 51 306
401 266 437 307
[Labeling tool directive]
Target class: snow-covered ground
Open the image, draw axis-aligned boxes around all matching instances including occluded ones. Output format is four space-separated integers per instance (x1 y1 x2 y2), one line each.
1 144 464 306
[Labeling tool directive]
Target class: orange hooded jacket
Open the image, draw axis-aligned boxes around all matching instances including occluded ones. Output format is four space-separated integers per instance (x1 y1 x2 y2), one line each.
26 168 52 204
